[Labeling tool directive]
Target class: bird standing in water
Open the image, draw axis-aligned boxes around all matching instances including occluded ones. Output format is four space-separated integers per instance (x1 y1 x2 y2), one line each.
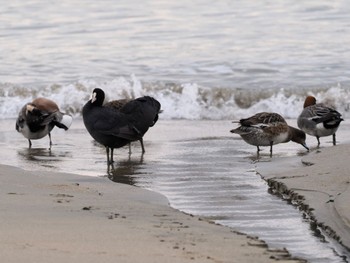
297 96 343 147
16 98 72 148
82 88 161 170
104 98 147 153
231 112 309 157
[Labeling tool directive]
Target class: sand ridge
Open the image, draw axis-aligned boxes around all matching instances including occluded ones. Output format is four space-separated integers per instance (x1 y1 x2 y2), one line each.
257 144 350 252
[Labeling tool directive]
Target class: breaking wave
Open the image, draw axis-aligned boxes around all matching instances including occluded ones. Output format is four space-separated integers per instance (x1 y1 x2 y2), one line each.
1 75 349 120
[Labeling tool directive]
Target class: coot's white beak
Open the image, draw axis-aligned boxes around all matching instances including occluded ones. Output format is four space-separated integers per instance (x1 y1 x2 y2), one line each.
90 92 97 103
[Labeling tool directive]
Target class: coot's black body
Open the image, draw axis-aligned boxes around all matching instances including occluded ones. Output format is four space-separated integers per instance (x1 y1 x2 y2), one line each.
82 88 161 166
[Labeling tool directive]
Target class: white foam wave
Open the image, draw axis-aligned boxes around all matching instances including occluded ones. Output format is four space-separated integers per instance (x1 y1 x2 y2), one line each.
0 76 349 120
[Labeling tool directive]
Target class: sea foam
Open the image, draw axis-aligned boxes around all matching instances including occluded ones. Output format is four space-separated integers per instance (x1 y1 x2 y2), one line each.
1 76 349 120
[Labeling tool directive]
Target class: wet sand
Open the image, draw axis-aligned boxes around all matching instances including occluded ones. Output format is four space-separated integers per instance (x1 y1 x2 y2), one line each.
0 164 302 263
1 118 349 262
257 144 350 252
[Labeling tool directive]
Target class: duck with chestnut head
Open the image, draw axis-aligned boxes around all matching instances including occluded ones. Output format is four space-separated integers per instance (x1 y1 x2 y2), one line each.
297 96 343 147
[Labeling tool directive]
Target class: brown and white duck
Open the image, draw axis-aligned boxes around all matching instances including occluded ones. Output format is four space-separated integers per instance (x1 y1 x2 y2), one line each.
16 98 73 148
231 112 309 157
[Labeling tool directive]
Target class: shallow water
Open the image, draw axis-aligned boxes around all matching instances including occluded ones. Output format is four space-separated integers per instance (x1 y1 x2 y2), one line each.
1 118 350 262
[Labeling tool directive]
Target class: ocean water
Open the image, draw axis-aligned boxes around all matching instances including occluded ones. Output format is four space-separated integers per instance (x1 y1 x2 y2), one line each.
1 1 350 262
0 0 350 120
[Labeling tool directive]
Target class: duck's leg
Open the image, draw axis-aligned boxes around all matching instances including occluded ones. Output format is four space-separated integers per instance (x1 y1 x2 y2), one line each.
107 160 110 174
269 142 273 157
106 147 110 165
256 146 260 157
28 139 32 148
105 147 115 165
48 133 53 148
333 134 336 145
110 148 114 164
316 136 320 147
140 138 145 154
128 143 132 154
106 147 114 174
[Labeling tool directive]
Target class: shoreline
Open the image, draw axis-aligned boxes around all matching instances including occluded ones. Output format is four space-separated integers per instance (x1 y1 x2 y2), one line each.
0 164 303 263
257 144 350 255
1 118 349 261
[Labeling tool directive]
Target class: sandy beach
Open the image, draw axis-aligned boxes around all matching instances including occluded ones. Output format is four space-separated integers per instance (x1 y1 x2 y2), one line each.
1 119 350 262
257 144 350 252
0 164 303 263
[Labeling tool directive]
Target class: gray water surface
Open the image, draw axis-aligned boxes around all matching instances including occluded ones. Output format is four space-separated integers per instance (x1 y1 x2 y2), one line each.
1 119 350 262
1 0 350 89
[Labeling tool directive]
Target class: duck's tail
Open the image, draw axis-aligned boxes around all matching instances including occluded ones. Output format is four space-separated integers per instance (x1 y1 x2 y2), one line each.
54 113 73 130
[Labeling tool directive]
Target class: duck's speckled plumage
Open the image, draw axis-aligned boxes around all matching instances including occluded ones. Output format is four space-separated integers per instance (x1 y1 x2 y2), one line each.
297 96 343 146
231 112 308 156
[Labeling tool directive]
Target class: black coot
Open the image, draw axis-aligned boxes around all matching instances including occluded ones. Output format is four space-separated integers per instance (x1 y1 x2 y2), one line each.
82 88 161 168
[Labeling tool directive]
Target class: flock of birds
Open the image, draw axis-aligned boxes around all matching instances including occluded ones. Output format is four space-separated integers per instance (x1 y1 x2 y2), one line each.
231 95 343 156
15 88 161 171
15 88 343 171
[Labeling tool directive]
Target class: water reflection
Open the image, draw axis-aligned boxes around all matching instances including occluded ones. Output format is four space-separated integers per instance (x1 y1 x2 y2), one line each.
110 137 348 263
17 147 72 163
108 155 144 185
2 119 349 263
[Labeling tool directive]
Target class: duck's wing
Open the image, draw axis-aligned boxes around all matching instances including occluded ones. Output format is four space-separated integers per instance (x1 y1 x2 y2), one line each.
230 126 257 135
28 98 72 129
23 104 56 126
52 113 72 130
240 112 286 127
306 104 343 124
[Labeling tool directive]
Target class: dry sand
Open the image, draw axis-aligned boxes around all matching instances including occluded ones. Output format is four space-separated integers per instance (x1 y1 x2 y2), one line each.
0 164 302 263
257 144 350 252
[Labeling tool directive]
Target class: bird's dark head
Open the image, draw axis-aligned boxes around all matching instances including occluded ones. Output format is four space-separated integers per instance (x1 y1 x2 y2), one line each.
289 126 309 151
90 88 105 106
